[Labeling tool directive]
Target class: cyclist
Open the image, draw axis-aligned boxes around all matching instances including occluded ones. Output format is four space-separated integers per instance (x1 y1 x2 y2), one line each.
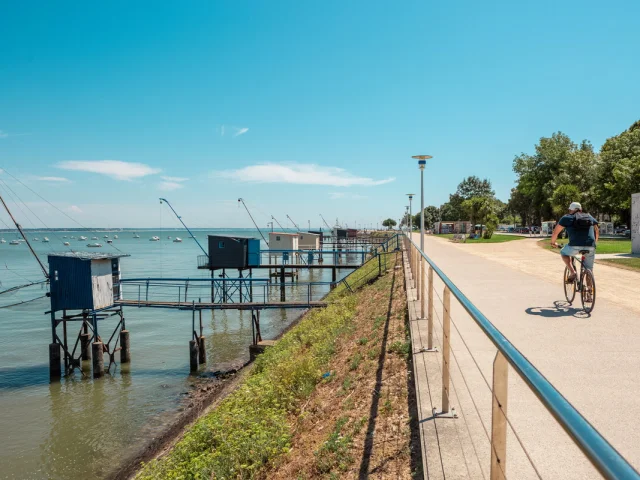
550 202 599 283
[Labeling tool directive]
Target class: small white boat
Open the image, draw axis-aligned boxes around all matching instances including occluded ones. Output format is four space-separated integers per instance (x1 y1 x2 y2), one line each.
104 235 109 239
42 237 50 243
63 241 70 246
173 237 182 243
87 243 102 248
91 236 98 240
10 240 20 245
79 236 87 241
33 237 39 241
0 238 5 244
63 235 67 238
70 236 76 239
114 235 118 239
133 233 140 238
150 236 160 241
107 239 113 244
167 236 172 239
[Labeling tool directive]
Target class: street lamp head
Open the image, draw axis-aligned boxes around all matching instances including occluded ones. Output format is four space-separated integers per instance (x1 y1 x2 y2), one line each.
406 193 415 200
412 154 433 170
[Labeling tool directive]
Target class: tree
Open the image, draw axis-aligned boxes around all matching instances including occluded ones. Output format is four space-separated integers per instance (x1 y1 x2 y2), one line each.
550 184 581 217
413 206 440 230
456 176 495 199
484 213 500 239
381 218 397 230
462 196 495 229
595 119 640 225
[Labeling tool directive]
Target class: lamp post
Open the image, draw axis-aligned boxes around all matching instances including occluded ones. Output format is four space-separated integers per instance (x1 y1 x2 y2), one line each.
412 155 433 326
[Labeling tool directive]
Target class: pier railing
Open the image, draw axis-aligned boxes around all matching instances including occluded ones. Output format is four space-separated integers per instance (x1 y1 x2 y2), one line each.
404 234 639 479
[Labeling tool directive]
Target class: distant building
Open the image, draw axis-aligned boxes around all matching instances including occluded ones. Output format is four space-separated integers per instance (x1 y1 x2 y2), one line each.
298 232 321 250
269 232 299 251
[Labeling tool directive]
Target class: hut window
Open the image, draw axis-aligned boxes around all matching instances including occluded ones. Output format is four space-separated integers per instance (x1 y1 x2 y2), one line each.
218 241 225 249
276 236 281 241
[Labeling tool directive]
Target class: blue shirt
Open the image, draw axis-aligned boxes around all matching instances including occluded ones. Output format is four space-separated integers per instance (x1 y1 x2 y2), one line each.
559 213 598 247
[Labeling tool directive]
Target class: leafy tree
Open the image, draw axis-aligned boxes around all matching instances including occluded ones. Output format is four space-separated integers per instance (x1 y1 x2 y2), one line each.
595 119 640 225
381 218 397 230
413 206 440 230
508 188 534 226
456 176 494 199
550 184 581 217
462 196 495 229
484 213 500 239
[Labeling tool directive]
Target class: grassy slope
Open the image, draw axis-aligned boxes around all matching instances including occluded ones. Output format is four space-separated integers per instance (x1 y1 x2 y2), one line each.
598 258 640 271
136 252 400 479
438 233 526 243
538 238 631 254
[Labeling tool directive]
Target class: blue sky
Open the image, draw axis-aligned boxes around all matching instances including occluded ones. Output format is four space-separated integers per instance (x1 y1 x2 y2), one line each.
1 0 638 228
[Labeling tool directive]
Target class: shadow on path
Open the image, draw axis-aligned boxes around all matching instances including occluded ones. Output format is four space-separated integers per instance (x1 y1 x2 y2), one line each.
525 300 590 319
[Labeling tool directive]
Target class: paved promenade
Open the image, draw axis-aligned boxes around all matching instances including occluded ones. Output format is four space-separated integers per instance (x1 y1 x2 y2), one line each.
406 234 640 479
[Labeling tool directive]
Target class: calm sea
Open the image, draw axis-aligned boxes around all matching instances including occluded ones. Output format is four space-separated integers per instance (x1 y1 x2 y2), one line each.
0 228 341 480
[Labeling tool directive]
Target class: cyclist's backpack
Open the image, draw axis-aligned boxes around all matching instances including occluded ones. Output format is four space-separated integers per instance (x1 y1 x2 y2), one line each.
573 212 595 230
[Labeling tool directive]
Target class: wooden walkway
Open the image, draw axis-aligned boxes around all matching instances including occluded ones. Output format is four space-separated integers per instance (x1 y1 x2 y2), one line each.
115 299 328 310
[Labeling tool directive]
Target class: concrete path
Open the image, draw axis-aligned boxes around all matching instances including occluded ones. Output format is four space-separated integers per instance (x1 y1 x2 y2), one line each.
407 234 640 479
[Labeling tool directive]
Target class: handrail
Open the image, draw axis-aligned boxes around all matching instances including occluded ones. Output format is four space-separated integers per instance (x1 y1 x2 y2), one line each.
404 234 640 480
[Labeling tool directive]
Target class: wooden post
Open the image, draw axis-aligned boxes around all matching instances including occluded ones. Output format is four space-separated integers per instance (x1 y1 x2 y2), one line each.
189 340 198 372
280 266 285 301
416 256 421 301
49 343 61 379
491 352 509 480
92 342 105 378
120 330 130 363
442 287 451 413
81 333 91 361
420 258 425 319
198 336 207 364
428 267 434 350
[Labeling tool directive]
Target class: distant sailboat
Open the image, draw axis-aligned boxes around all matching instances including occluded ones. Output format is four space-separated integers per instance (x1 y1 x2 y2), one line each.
0 238 5 244
150 236 160 241
173 237 182 243
63 241 70 246
114 235 118 239
79 236 87 241
133 233 140 238
42 237 50 243
87 243 102 248
10 240 20 245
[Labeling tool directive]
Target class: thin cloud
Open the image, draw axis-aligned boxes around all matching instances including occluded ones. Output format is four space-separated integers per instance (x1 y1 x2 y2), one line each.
217 163 395 187
329 192 368 200
57 160 161 181
158 181 184 191
69 205 83 213
34 176 71 183
218 125 249 137
161 176 188 182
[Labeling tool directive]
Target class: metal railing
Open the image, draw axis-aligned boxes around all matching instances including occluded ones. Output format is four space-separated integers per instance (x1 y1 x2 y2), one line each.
403 234 640 480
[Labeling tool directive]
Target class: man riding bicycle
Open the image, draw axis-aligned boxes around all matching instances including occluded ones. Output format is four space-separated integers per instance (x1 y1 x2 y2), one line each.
550 202 599 282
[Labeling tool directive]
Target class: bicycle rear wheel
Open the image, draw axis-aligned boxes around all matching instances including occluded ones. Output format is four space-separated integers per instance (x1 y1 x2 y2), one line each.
581 269 596 313
564 266 576 303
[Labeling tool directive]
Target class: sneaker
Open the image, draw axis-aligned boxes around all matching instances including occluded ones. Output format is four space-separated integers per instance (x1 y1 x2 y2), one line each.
565 273 576 283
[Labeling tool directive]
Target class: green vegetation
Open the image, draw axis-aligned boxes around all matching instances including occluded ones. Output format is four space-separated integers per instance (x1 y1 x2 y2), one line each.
598 258 640 271
382 218 397 229
314 417 354 474
136 253 399 480
538 238 631 254
332 251 395 295
440 233 525 244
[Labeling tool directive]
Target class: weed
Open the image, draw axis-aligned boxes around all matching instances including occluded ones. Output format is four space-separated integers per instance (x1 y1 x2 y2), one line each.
349 353 363 371
367 348 378 360
373 315 385 330
388 340 410 358
382 398 393 415
314 417 354 474
357 337 368 346
352 415 368 435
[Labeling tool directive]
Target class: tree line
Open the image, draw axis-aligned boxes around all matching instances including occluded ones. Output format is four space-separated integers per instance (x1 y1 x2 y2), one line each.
404 119 640 230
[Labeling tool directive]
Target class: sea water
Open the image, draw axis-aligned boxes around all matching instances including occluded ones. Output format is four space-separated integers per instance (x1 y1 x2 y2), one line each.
0 228 342 479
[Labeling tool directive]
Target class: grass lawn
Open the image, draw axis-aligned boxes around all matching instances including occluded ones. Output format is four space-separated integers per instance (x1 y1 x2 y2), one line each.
598 258 640 271
538 238 631 254
438 233 525 244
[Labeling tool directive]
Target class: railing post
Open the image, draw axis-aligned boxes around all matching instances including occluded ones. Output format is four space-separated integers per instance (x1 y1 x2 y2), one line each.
428 267 435 350
441 286 454 415
416 255 421 301
420 257 425 319
491 351 509 480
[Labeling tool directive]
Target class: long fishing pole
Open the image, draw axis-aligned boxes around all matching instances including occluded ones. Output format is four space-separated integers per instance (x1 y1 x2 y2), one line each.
271 215 286 232
159 198 208 257
319 214 333 230
286 214 300 231
238 198 269 246
0 192 49 279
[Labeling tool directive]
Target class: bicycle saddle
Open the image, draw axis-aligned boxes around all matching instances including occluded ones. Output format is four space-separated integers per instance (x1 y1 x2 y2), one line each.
578 250 590 254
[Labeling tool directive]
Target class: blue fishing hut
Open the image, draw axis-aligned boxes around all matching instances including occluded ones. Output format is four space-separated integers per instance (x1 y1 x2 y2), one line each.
203 235 261 270
47 251 130 380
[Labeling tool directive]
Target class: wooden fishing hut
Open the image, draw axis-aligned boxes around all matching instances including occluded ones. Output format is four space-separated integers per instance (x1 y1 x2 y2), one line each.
298 231 320 250
268 232 300 281
47 251 130 379
198 234 261 303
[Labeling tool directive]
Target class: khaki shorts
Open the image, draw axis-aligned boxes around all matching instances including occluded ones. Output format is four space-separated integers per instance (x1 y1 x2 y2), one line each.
560 245 595 270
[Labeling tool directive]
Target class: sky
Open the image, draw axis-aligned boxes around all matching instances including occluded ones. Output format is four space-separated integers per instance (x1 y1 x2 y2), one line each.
1 0 639 229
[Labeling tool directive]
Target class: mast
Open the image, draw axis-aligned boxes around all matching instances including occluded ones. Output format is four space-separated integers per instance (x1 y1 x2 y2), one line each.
238 198 269 246
286 214 300 231
159 198 208 257
0 193 48 279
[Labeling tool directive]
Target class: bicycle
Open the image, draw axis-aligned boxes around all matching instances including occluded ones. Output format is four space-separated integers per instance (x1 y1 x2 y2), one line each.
553 244 596 313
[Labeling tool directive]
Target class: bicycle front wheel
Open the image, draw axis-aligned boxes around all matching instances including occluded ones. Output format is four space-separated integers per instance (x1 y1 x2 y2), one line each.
581 269 596 313
564 266 576 304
